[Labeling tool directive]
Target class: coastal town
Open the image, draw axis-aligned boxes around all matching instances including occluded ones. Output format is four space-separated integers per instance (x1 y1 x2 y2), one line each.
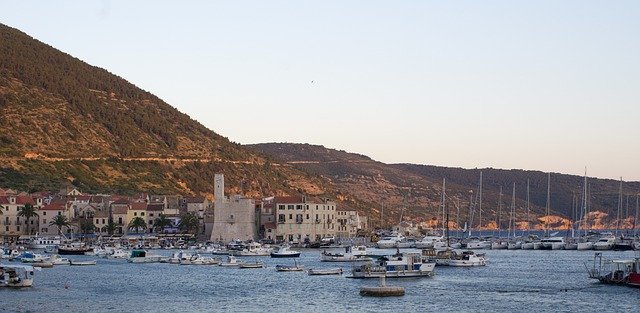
1 174 367 245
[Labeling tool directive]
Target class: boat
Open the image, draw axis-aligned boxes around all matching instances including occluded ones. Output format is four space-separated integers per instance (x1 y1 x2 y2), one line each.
270 246 301 258
491 239 508 250
70 260 97 266
539 237 565 250
321 245 372 262
507 240 523 250
30 261 53 268
414 235 446 249
57 243 93 255
577 240 594 250
421 248 455 266
1 248 20 260
612 237 635 251
232 242 273 256
106 249 129 259
180 254 220 265
239 261 264 269
19 251 47 263
127 250 163 263
275 261 304 272
349 252 436 278
47 254 70 265
308 268 343 275
166 251 192 264
593 236 615 250
586 252 640 287
28 235 62 249
0 264 39 287
465 238 491 249
219 255 244 267
448 251 487 267
375 233 405 249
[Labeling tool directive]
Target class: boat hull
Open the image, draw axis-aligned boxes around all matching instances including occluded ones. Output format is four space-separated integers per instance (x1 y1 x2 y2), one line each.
270 252 300 258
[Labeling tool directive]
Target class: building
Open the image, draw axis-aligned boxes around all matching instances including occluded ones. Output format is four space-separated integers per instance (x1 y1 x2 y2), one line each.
273 196 337 243
336 206 364 238
210 174 257 242
37 201 72 236
1 195 43 240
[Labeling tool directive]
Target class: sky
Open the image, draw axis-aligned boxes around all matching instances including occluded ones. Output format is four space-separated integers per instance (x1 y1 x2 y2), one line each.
1 1 639 181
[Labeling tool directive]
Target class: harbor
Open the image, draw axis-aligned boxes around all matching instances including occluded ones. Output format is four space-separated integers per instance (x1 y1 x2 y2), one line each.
2 245 639 312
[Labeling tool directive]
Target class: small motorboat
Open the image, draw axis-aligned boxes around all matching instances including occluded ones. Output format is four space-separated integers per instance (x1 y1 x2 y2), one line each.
270 246 300 258
70 260 97 266
30 261 54 268
448 251 487 267
219 256 244 267
47 254 70 265
308 268 343 276
276 260 304 272
239 261 264 269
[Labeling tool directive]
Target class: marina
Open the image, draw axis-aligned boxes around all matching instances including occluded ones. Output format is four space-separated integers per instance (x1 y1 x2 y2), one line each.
0 248 638 312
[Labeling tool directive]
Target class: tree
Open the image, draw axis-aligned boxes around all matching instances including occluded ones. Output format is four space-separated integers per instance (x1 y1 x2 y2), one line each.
49 214 70 235
79 218 95 236
128 217 147 234
153 214 172 233
178 212 200 235
105 219 117 235
17 203 38 235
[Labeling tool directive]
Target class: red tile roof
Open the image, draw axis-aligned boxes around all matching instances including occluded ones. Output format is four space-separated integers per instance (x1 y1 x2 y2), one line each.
130 202 147 210
147 203 164 211
274 196 304 204
41 202 66 211
112 206 128 215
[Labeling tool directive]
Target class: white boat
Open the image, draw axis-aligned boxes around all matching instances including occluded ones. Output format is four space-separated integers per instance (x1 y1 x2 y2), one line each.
0 264 39 287
233 242 273 256
166 251 192 264
465 238 491 249
239 261 264 269
448 251 487 267
507 241 523 250
593 236 615 250
376 234 405 249
1 249 20 260
47 254 70 265
28 235 62 249
564 238 578 250
127 250 163 263
491 240 508 250
107 249 129 259
270 246 300 258
521 242 535 250
414 235 445 249
308 268 343 275
540 237 565 250
70 260 97 266
276 261 304 272
350 252 436 278
577 241 594 250
219 255 244 267
180 254 220 265
321 245 372 262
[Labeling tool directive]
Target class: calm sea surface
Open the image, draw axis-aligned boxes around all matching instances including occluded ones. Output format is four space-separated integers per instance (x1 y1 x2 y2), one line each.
2 249 639 313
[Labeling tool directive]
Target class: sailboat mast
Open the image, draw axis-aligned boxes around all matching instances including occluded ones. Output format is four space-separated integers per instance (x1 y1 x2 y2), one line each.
442 178 446 237
579 169 588 236
479 171 483 236
545 173 551 237
526 179 530 236
634 194 639 237
616 177 622 236
510 182 515 238
497 185 502 238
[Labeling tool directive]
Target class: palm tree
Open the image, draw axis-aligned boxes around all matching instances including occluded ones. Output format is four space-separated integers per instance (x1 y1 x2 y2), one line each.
49 214 70 235
79 218 95 236
17 203 38 235
153 214 173 233
128 217 147 234
178 212 200 235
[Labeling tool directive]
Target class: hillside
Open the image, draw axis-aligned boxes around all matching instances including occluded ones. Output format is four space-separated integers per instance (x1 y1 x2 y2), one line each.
248 143 640 230
0 23 334 201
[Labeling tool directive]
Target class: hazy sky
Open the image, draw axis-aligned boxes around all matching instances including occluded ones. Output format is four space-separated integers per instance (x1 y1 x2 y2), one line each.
2 1 639 180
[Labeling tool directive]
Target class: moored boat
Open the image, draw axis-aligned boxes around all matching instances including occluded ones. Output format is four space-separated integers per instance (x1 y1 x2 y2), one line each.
448 251 487 267
70 260 97 266
127 250 163 263
586 252 640 288
350 252 435 278
276 262 304 272
308 268 343 275
219 255 244 267
239 261 264 269
58 243 93 255
321 245 372 262
0 264 39 287
593 236 615 250
540 237 565 250
270 246 300 258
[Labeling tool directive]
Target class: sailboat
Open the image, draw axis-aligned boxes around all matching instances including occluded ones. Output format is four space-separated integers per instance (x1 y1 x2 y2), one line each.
539 173 565 250
612 178 634 251
576 169 594 250
491 186 508 249
466 172 491 249
507 183 523 249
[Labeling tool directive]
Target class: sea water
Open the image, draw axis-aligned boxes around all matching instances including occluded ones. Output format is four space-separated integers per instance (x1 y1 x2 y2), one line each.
1 249 638 312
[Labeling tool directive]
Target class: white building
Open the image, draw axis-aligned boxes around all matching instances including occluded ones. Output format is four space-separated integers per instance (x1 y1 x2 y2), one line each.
210 174 257 242
273 196 337 243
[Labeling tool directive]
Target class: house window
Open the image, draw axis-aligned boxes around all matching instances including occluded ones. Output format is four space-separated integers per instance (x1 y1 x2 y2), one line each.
43 211 46 215
57 212 61 215
102 219 105 224
43 219 47 224
141 212 145 216
96 219 99 224
134 212 137 216
278 205 285 210
287 205 294 210
17 226 20 232
296 205 303 210
278 214 285 223
149 213 154 217
289 214 293 220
